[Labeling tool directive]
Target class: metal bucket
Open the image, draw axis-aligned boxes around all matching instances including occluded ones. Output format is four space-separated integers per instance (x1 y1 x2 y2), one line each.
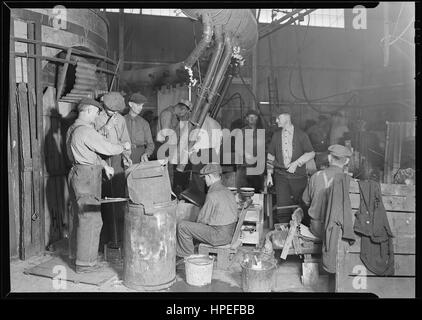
185 254 214 286
240 252 277 292
123 200 177 291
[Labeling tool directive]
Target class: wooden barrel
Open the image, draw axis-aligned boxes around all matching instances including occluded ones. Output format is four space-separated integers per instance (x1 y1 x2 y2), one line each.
123 200 177 291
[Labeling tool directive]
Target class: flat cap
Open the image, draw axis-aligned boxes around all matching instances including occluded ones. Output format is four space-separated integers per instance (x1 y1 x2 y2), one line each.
328 144 352 158
200 163 222 176
129 93 148 104
102 92 126 112
78 97 103 111
177 99 193 111
245 109 259 117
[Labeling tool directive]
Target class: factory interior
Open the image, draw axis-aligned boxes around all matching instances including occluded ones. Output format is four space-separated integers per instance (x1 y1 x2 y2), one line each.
7 5 416 297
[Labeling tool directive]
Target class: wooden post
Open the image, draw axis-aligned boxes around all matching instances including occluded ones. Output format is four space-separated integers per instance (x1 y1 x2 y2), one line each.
35 21 46 251
118 9 124 90
56 47 73 101
251 10 258 107
383 2 390 67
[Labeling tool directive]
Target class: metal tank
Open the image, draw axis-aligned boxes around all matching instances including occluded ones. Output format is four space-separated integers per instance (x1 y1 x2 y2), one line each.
123 160 177 291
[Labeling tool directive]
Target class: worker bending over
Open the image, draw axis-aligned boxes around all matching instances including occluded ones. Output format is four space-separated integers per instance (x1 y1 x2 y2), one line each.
176 163 238 258
66 98 131 273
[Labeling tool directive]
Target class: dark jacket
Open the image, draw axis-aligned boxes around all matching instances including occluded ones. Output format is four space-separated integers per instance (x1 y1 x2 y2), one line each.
354 180 394 276
322 173 355 273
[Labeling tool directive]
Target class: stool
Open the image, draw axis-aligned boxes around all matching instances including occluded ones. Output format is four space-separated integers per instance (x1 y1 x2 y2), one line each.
198 241 241 270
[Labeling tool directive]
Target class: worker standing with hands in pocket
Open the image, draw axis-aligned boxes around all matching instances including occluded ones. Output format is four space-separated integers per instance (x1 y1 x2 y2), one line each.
124 93 155 163
66 98 131 273
266 112 315 224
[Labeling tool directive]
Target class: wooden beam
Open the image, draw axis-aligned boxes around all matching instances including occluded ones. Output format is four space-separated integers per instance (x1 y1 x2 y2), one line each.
56 48 73 101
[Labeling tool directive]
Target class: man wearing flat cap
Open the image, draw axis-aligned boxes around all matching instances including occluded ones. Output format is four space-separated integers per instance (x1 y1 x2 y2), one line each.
176 163 238 258
302 144 352 238
156 99 193 186
234 109 265 192
96 92 132 249
66 98 131 273
124 93 155 163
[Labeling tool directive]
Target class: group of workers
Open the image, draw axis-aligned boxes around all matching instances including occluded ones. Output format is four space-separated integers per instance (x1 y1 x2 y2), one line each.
66 92 354 273
66 92 193 273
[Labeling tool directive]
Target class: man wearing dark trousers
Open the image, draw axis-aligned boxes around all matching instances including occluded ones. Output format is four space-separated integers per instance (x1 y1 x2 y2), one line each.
176 163 238 258
266 112 315 224
66 98 130 273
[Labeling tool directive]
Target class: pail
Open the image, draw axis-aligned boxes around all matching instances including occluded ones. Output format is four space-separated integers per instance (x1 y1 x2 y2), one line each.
241 253 277 292
185 254 214 286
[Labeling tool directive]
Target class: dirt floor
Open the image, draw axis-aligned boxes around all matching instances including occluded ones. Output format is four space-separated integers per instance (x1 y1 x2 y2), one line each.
10 240 331 293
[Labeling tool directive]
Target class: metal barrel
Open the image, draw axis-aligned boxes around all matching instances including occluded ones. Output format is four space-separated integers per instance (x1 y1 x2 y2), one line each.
123 200 177 291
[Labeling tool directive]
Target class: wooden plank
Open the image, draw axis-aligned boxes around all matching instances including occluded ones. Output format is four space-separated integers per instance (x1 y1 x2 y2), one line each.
349 193 415 212
56 48 73 101
35 21 46 251
231 203 249 247
347 235 415 254
17 83 35 259
349 180 415 196
350 210 415 236
344 252 415 276
28 82 42 254
9 18 20 258
337 276 415 298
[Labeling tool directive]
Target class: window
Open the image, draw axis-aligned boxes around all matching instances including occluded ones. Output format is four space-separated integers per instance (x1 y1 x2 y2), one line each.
258 9 344 28
141 9 187 17
124 9 141 14
102 9 120 13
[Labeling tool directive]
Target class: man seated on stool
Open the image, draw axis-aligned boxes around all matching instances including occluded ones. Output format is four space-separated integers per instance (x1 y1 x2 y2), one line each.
176 163 238 258
302 144 352 239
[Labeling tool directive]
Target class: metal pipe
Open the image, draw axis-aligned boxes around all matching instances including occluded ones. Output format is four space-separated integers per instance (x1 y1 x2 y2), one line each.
210 71 233 118
197 35 233 127
183 13 213 69
176 35 233 172
190 25 224 122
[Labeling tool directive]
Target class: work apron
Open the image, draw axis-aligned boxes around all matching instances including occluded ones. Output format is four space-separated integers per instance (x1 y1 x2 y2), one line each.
130 144 146 164
68 164 103 266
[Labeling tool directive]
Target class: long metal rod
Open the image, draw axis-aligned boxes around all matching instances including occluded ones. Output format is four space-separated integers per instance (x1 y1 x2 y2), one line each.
259 9 316 40
259 9 303 37
13 52 117 75
11 36 116 65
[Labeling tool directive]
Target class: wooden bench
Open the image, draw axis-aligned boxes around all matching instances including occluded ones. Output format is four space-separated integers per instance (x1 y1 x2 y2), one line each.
198 200 251 270
335 180 415 298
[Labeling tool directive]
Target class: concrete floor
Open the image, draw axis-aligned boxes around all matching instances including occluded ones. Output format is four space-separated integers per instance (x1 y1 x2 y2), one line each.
10 240 331 293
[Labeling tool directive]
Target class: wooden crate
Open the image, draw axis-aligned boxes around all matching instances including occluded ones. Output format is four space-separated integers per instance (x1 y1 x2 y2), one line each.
335 180 415 298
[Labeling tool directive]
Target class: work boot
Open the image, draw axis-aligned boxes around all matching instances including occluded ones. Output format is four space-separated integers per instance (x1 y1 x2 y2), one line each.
75 264 104 274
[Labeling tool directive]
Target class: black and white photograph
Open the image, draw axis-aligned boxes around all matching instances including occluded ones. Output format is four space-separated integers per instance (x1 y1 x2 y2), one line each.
2 2 417 302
